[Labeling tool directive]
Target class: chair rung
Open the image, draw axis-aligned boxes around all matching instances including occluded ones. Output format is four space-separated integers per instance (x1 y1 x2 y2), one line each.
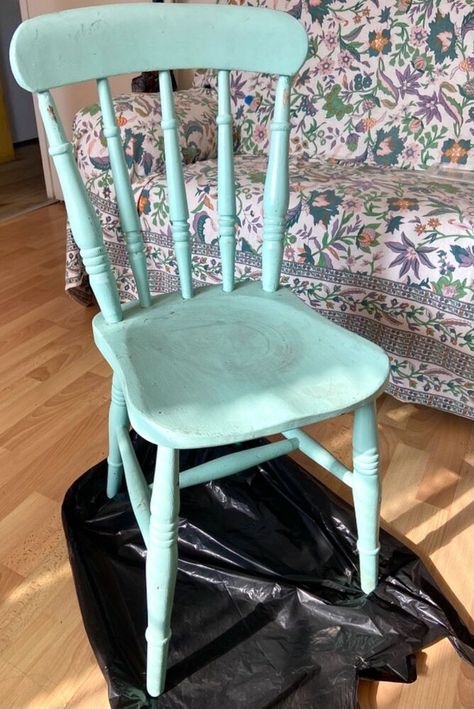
117 427 151 546
178 437 299 489
282 429 353 487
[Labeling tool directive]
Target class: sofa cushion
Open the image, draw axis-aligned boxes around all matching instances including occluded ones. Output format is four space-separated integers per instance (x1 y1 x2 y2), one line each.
145 155 473 416
73 88 218 192
365 2 474 171
194 0 474 171
67 155 474 415
136 156 473 303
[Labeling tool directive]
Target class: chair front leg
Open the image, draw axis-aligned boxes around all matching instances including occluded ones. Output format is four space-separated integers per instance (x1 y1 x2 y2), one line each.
146 445 180 697
107 373 129 498
352 401 381 594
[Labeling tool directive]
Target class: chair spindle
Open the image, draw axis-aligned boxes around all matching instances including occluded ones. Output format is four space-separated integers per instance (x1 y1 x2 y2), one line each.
262 75 291 292
217 70 236 292
158 70 193 299
97 78 151 307
37 91 122 324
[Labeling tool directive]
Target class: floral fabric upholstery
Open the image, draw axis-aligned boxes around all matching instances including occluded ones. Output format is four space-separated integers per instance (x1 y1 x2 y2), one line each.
194 0 474 170
67 152 474 417
68 0 474 418
73 88 217 187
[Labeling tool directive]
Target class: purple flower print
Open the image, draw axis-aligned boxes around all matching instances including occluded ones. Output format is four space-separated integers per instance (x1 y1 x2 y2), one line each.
338 50 354 70
402 142 422 166
395 65 421 98
315 57 335 76
346 132 360 152
231 73 252 105
415 92 442 124
300 95 317 117
323 31 338 50
387 232 436 278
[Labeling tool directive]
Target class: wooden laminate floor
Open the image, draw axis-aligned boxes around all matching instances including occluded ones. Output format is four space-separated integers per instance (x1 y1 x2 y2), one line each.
0 204 472 708
0 141 49 221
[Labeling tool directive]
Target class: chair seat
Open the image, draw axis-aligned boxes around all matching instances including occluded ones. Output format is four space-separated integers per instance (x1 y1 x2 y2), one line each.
93 281 390 448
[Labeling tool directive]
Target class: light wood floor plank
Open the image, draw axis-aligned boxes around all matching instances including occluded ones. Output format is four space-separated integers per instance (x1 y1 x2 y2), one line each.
0 142 49 222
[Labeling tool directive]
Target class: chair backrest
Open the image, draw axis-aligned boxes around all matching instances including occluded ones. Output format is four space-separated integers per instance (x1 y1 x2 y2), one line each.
10 3 308 324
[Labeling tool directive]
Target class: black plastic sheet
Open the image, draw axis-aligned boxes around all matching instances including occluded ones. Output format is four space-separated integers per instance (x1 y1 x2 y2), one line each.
62 435 474 708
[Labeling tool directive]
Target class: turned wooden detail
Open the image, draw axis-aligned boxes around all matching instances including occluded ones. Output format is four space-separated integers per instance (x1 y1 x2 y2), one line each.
146 446 180 697
353 449 380 477
217 70 237 292
159 70 193 299
97 78 151 308
262 75 291 292
80 245 112 277
352 402 381 593
37 90 122 324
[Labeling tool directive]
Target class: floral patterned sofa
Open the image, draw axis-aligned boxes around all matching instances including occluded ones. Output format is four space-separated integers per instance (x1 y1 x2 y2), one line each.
69 0 474 419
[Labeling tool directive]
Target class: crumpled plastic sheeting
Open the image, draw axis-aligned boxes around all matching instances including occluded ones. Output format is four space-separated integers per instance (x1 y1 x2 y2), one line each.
62 435 474 708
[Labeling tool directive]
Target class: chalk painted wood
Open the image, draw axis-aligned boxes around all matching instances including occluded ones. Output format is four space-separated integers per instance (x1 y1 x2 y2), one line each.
10 3 391 698
36 91 122 324
97 78 151 308
146 445 179 697
117 425 152 546
262 75 291 292
10 4 308 91
159 70 193 299
217 70 236 292
93 281 389 449
352 402 381 594
178 437 299 489
107 373 129 498
282 428 353 487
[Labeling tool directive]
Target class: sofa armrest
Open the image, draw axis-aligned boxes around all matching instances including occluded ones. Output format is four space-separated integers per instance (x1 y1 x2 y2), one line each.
73 87 217 188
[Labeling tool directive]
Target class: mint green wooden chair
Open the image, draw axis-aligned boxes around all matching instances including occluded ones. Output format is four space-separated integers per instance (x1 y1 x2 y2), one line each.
10 3 390 697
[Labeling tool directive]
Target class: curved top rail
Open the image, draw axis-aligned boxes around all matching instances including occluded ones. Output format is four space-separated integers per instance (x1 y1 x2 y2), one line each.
10 3 308 92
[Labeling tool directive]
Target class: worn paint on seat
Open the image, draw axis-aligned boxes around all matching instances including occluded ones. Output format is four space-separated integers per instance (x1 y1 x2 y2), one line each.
94 281 389 448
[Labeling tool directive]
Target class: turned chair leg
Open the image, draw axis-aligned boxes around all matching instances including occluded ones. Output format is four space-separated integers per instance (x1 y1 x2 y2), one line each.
107 374 129 498
146 445 180 697
352 401 381 594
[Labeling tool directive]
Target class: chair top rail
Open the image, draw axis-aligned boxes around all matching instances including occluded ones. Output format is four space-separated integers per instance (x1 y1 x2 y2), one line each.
10 3 308 93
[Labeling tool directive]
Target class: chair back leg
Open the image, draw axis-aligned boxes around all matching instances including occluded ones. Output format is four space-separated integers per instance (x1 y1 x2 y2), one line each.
146 445 180 697
352 401 381 594
107 374 129 498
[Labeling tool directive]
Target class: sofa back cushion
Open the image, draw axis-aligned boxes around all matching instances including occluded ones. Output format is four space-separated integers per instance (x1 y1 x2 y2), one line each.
193 0 474 170
365 2 474 171
73 88 218 189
